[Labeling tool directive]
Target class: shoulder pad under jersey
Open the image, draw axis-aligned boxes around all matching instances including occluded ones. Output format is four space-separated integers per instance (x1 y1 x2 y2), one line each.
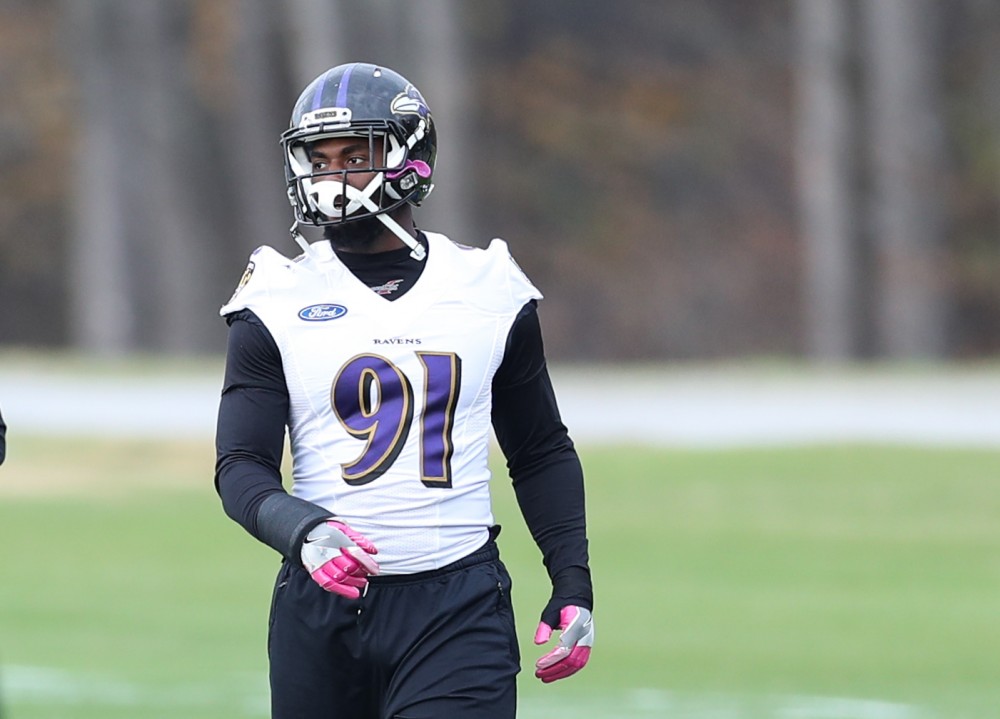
219 246 296 316
483 237 544 310
423 233 542 312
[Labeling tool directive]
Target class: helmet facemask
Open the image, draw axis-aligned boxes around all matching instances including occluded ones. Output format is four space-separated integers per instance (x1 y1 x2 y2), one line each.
286 126 412 222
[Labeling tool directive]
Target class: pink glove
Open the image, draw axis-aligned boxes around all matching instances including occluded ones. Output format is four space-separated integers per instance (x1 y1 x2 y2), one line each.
533 605 594 683
300 520 379 599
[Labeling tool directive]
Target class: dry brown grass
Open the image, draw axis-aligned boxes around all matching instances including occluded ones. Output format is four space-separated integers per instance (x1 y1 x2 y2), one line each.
0 435 216 498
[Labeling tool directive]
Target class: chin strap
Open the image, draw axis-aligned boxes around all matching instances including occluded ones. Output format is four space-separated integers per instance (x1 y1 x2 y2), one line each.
293 216 426 262
349 174 424 261
312 172 427 261
289 221 316 259
377 212 426 261
292 182 427 263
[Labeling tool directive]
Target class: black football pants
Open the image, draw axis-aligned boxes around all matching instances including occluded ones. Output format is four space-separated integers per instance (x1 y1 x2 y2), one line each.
268 540 520 719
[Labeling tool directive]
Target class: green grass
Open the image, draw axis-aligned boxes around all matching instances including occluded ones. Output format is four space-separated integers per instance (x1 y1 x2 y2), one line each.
2 438 999 718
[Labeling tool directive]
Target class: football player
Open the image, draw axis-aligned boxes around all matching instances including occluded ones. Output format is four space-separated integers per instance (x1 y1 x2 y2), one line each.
214 62 594 719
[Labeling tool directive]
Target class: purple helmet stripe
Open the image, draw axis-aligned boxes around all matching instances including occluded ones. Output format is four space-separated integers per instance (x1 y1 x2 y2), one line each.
310 72 328 111
335 63 357 109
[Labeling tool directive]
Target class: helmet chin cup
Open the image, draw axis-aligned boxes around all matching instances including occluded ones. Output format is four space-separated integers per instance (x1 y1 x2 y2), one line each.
306 180 340 220
305 174 384 223
307 179 348 221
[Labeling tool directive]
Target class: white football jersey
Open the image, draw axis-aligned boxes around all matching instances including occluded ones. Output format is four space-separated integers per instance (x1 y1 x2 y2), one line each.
221 232 542 574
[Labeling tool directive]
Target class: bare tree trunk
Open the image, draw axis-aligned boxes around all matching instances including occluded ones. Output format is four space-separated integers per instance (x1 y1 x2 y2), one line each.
862 0 948 358
971 0 1000 229
403 0 475 245
794 0 861 361
67 0 137 354
226 0 295 255
125 1 215 353
67 0 223 354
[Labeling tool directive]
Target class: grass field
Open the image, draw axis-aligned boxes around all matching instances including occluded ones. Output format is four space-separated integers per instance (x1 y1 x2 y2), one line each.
1 436 999 718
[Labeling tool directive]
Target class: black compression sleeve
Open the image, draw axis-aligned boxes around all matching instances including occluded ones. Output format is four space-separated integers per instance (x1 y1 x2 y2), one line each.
492 303 593 610
214 310 329 562
0 406 6 465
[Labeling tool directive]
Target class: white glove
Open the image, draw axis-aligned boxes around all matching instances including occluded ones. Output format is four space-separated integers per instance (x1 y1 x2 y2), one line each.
300 520 379 599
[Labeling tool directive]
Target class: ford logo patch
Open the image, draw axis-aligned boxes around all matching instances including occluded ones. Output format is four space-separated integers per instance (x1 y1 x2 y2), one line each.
298 304 348 321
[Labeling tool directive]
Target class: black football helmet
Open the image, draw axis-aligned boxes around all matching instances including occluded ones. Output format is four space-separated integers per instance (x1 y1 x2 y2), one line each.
281 63 437 234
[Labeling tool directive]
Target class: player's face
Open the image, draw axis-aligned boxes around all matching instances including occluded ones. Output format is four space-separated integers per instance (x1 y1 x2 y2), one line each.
307 136 384 189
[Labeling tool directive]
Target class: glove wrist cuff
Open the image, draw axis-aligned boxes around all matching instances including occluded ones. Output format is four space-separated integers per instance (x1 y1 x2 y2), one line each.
256 494 332 563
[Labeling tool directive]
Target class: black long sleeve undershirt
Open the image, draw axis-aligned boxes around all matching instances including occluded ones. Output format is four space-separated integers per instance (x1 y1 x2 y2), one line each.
214 247 591 608
214 311 290 535
490 304 592 608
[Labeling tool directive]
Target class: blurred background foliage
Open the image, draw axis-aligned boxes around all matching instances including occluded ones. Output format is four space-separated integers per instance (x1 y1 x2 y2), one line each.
1 0 999 361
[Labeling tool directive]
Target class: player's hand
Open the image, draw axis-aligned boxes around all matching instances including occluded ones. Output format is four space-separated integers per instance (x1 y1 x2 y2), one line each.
533 605 594 683
300 520 379 599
